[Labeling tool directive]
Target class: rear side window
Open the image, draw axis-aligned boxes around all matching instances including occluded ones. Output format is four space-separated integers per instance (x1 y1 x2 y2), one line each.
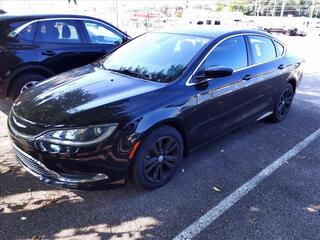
204 36 247 70
35 20 81 44
2 20 36 42
16 22 37 41
273 41 285 57
248 36 276 64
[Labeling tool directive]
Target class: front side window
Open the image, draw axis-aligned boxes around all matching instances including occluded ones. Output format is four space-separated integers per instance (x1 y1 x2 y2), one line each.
102 33 210 83
204 36 248 70
248 36 276 64
35 20 81 44
83 21 123 45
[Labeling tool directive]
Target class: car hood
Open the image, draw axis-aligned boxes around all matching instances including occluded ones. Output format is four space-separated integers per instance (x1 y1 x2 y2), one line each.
13 64 166 126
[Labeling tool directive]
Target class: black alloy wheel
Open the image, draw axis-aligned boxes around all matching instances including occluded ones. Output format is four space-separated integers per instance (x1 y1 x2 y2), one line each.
133 126 183 190
143 136 179 183
270 83 294 122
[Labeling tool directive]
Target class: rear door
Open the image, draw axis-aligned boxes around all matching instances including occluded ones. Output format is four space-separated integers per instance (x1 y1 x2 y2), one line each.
78 19 126 62
246 35 290 107
34 19 89 74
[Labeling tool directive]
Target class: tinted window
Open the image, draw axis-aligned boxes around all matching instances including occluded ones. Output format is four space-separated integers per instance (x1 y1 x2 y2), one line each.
83 21 122 45
36 20 81 44
17 22 37 41
204 36 247 70
3 20 35 42
274 41 285 57
102 33 210 83
248 36 276 64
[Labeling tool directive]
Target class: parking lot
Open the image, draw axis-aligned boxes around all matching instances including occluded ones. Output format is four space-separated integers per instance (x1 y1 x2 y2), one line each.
0 35 319 240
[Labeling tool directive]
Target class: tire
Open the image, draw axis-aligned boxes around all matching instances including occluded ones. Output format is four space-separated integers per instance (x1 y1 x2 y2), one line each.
10 73 46 99
269 83 294 122
132 126 183 190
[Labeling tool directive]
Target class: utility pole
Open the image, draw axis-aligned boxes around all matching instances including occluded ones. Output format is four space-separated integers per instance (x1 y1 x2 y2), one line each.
309 0 316 18
272 0 277 16
280 0 286 17
256 0 261 16
115 0 119 27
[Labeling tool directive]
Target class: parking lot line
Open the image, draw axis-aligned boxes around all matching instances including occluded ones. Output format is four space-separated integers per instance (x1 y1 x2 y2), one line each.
173 127 320 240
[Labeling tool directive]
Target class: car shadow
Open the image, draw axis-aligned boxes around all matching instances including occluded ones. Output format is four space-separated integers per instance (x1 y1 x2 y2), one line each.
0 162 161 239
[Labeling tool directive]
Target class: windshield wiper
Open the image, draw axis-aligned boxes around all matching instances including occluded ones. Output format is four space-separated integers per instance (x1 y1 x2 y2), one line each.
107 68 150 80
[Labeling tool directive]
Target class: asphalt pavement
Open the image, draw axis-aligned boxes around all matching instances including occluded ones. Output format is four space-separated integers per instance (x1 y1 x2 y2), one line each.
0 35 319 240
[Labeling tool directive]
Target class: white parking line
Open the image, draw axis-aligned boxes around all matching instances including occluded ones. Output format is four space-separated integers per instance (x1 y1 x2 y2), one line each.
174 127 320 240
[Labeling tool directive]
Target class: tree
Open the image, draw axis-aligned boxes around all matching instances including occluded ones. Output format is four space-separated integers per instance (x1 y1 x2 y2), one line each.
68 0 77 4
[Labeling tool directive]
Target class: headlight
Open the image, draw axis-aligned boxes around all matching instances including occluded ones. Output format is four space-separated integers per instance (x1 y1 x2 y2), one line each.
37 124 118 146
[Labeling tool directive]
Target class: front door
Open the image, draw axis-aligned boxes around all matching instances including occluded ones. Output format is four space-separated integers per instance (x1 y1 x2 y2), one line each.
188 35 270 147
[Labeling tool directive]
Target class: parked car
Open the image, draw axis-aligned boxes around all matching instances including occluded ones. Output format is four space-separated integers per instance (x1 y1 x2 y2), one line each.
0 9 6 15
0 14 130 99
8 28 304 190
286 27 307 36
263 26 287 34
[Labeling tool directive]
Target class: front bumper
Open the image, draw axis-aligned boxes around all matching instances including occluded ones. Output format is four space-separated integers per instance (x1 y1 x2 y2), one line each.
7 108 136 190
12 143 126 189
12 143 127 189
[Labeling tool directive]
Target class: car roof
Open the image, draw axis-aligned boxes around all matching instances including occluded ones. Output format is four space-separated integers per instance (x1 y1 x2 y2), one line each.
0 13 130 37
0 13 104 22
154 26 273 39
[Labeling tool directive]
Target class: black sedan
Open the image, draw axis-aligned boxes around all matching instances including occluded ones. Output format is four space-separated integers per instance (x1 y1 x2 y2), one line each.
0 14 130 99
8 28 304 190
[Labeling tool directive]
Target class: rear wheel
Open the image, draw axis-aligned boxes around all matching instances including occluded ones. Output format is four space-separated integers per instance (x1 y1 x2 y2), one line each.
133 126 183 190
11 73 46 99
269 83 294 122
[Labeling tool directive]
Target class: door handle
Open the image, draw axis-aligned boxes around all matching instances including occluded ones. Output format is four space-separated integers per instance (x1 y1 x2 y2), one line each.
278 64 286 70
242 74 253 81
42 51 57 56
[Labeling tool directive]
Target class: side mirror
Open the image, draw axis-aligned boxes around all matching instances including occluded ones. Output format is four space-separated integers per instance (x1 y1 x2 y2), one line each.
204 66 233 78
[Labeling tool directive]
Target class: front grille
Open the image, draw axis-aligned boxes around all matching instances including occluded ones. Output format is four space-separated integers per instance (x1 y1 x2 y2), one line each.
14 146 56 179
9 110 48 137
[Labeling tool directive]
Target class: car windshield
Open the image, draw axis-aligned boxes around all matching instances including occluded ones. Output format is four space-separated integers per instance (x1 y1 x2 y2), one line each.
102 32 210 83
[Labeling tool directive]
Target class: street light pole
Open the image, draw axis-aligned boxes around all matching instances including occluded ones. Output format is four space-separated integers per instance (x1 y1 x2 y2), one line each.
309 0 316 18
272 0 277 16
115 0 119 27
280 0 286 17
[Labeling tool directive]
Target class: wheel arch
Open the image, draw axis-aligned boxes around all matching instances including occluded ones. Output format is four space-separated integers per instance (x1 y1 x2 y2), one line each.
7 64 54 97
288 78 297 92
139 119 190 157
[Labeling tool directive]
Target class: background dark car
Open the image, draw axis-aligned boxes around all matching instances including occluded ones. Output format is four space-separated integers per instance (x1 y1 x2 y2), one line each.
264 26 287 34
0 9 6 15
0 14 130 99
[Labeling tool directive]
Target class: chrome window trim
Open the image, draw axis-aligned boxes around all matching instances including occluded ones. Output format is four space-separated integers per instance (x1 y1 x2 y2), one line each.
8 17 126 39
186 33 287 87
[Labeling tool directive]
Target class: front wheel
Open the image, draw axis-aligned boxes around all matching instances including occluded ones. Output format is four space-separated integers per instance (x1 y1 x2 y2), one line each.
132 126 183 190
269 83 294 122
